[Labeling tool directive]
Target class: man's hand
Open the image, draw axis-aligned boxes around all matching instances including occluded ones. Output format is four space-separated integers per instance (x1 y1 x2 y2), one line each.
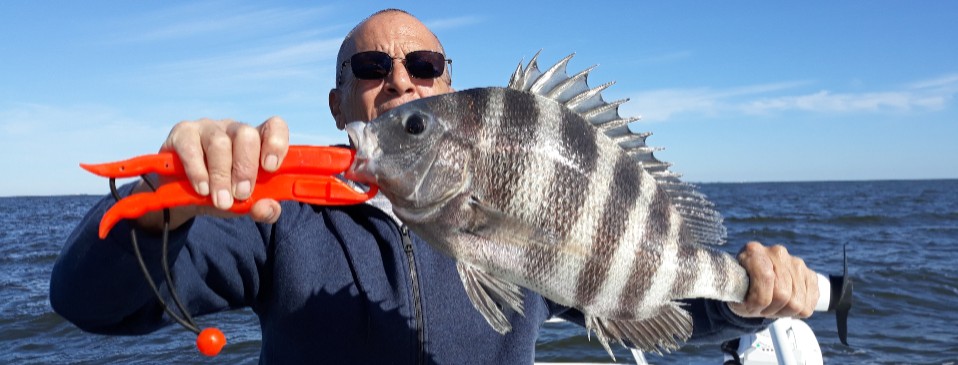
132 116 290 232
729 241 819 319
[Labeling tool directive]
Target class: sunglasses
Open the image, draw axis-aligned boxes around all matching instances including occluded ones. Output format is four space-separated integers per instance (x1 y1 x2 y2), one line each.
341 50 451 83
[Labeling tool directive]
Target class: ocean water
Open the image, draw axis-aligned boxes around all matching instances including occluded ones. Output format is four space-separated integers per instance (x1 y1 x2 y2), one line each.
1 179 956 364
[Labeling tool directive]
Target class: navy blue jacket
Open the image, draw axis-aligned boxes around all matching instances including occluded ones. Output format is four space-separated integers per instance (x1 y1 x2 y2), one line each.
50 184 769 364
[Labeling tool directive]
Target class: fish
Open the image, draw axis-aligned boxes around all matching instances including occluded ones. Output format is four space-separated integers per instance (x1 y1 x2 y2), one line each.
345 52 749 357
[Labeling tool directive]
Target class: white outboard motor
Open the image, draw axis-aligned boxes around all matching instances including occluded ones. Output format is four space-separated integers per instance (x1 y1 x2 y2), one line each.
721 318 823 365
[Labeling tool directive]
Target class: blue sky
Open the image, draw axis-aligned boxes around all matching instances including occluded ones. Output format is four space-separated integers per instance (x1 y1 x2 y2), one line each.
1 1 956 196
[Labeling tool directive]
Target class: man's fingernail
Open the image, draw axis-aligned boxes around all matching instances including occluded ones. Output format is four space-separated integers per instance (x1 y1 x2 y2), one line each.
264 154 279 171
234 180 251 199
265 207 277 222
197 181 210 196
214 189 232 209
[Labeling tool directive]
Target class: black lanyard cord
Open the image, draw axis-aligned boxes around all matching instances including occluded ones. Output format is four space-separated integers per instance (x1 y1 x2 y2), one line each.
109 176 200 335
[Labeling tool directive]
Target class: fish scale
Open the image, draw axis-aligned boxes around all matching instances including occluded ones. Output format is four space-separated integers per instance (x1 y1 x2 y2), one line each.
346 53 750 358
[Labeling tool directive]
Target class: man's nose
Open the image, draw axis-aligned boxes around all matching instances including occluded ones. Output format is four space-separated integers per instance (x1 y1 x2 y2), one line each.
384 60 415 96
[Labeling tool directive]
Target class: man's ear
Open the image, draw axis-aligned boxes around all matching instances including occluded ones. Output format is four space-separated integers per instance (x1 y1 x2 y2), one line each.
329 89 345 130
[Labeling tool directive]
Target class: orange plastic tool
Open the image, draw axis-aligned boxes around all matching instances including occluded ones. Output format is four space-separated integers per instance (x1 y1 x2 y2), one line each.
81 145 378 239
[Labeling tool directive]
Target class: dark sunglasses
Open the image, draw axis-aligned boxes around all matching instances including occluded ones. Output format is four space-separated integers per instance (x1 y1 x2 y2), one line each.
342 50 451 82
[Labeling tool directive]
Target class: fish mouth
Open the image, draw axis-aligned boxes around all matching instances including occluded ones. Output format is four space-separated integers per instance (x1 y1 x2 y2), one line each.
344 121 379 185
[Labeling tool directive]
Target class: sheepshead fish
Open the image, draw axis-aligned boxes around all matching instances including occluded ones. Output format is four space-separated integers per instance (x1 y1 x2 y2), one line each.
345 53 749 356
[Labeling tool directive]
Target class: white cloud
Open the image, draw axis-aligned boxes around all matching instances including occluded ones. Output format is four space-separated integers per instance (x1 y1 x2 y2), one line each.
623 75 957 121
908 73 958 91
135 37 342 91
623 81 810 121
741 90 949 114
155 38 341 73
109 3 334 43
84 2 348 95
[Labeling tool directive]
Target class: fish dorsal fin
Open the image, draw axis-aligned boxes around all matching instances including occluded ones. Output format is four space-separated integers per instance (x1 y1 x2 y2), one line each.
507 52 727 245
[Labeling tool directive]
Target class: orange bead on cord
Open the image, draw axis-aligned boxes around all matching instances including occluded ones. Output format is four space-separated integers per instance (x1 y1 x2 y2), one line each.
197 327 227 356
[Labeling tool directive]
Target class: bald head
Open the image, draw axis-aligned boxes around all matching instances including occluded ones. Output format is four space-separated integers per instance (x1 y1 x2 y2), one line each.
335 9 449 86
329 9 453 129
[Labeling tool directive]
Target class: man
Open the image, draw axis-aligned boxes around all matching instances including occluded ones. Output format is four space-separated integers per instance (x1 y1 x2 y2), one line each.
50 9 818 364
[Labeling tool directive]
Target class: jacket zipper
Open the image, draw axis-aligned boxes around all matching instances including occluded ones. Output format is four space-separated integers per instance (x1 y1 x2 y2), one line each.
401 225 425 365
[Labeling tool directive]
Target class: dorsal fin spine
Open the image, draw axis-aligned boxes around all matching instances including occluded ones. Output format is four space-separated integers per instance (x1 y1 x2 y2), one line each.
597 117 641 133
520 51 543 90
582 97 628 120
530 53 575 95
565 81 615 110
547 65 597 100
508 62 525 90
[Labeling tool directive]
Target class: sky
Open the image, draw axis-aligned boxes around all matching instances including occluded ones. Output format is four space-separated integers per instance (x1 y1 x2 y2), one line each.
1 1 956 196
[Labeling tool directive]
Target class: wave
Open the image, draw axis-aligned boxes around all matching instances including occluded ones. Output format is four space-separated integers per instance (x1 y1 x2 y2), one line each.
827 214 890 225
724 215 800 224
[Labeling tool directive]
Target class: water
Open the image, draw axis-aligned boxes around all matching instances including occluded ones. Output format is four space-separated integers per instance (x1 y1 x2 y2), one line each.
2 180 956 364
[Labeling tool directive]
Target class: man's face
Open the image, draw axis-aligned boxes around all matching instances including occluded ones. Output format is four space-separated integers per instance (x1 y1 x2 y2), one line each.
331 13 454 129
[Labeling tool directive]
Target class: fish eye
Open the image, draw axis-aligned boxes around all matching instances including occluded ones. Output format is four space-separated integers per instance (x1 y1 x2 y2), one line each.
404 113 427 135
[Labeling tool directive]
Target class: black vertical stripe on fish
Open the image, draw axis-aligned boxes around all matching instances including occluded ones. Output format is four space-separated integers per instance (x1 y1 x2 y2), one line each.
448 89 482 133
707 249 730 294
558 104 599 172
522 97 601 282
498 89 540 137
643 186 673 247
615 183 675 316
522 163 588 281
669 239 699 299
575 155 643 306
475 89 539 212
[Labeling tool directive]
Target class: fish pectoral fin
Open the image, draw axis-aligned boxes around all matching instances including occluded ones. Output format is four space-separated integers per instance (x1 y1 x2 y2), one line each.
585 303 693 359
457 262 526 334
